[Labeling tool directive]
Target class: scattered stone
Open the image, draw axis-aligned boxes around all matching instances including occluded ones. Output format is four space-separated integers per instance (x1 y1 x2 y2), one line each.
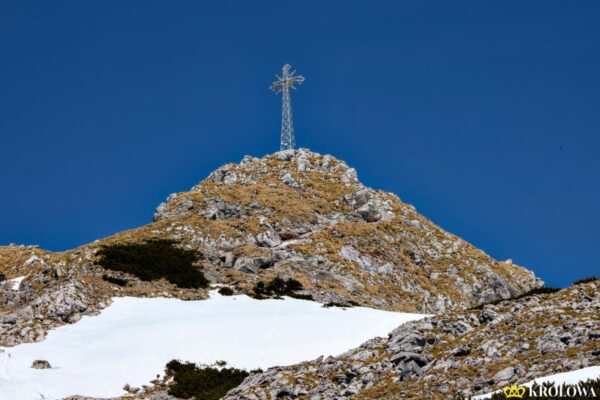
280 171 299 188
223 252 236 268
31 359 51 369
256 231 281 248
479 305 499 323
493 366 515 383
2 314 17 325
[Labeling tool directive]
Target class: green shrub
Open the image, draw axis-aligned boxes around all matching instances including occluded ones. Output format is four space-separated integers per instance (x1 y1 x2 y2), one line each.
96 239 208 289
102 274 128 286
252 277 312 300
573 276 599 285
218 287 234 296
252 281 268 298
165 360 249 400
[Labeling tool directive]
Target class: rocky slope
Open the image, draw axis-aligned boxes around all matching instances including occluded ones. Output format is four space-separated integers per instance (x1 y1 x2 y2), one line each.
225 280 600 399
0 149 541 346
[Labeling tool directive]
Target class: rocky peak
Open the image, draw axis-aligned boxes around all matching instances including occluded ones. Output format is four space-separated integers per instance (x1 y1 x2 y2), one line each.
148 149 542 313
153 148 392 224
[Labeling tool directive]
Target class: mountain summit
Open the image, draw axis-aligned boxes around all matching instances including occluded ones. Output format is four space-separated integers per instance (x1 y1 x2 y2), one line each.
0 149 541 347
152 148 541 312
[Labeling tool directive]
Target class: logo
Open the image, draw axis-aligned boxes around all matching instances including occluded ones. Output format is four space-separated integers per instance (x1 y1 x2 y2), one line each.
501 382 599 398
503 385 526 399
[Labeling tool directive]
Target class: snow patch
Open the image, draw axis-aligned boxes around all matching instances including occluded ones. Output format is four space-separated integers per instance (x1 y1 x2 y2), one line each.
0 291 426 400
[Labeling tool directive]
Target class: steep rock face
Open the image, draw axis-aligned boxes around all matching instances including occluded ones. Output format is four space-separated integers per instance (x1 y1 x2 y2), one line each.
225 281 600 399
151 148 541 312
0 149 541 347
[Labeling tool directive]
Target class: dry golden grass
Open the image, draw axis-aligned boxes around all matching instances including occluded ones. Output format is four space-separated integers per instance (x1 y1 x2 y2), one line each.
0 246 54 279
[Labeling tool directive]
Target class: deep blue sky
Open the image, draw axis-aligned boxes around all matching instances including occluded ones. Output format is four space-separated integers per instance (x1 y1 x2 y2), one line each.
1 1 599 287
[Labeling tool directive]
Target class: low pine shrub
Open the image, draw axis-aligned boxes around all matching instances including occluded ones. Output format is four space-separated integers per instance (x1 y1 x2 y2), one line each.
323 300 359 308
573 276 599 285
252 277 312 300
290 293 314 300
517 287 561 298
96 239 208 289
165 360 250 400
218 287 234 296
252 281 268 299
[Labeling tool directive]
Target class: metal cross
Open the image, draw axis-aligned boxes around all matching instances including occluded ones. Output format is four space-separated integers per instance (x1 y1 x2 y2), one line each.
270 64 305 151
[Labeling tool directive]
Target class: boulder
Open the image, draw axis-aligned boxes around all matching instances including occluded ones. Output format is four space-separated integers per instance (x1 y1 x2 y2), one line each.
479 305 499 323
200 199 242 220
536 335 566 355
280 171 299 188
275 149 296 161
233 255 275 274
233 257 258 274
256 231 281 248
296 153 309 171
2 314 17 325
223 252 236 268
31 359 51 369
493 366 514 383
357 204 381 222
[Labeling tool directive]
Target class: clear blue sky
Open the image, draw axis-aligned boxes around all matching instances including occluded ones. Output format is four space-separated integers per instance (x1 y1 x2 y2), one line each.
1 1 598 288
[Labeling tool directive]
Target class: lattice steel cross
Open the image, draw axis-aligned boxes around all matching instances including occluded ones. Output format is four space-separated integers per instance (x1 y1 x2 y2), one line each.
270 64 305 151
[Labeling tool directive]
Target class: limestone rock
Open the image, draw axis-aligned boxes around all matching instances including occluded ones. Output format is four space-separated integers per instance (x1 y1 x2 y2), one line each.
493 366 514 383
31 359 51 369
